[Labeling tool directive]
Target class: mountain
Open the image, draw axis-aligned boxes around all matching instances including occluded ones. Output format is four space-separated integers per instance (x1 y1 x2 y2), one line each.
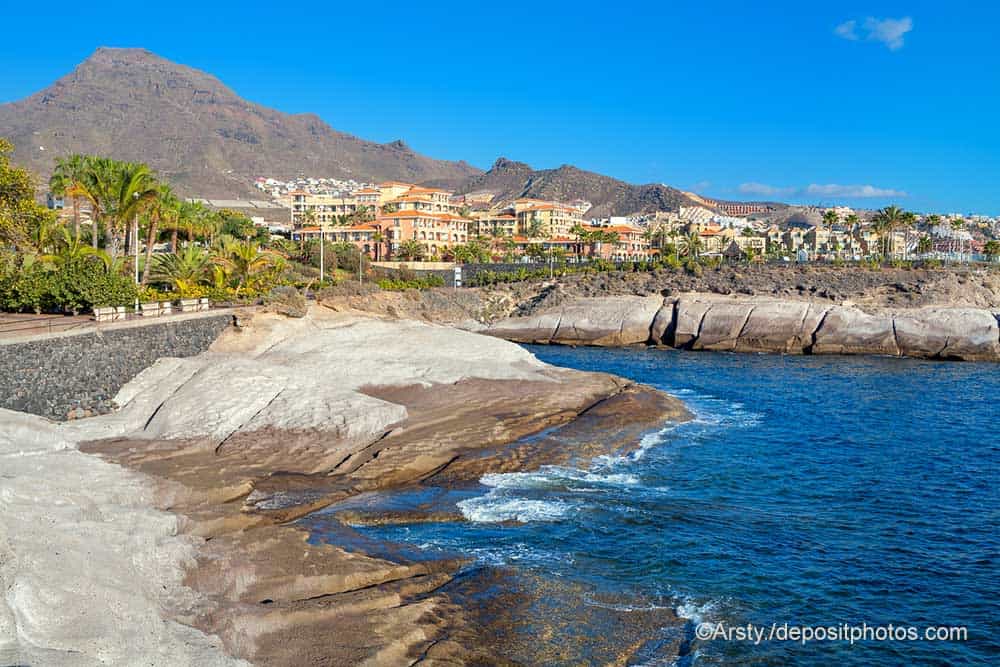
441 157 705 217
0 48 480 198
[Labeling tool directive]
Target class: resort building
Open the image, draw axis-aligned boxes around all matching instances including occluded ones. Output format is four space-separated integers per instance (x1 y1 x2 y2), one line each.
383 186 457 214
514 200 586 239
606 224 653 259
289 191 375 226
292 223 386 259
378 210 473 258
472 211 518 238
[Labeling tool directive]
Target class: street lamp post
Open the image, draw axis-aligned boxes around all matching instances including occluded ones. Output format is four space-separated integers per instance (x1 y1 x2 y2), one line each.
133 192 140 314
319 229 324 282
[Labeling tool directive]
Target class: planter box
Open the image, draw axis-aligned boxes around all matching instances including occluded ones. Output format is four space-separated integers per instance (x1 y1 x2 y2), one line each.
93 306 115 323
112 306 126 321
198 297 210 311
160 301 173 315
178 299 199 312
139 302 161 317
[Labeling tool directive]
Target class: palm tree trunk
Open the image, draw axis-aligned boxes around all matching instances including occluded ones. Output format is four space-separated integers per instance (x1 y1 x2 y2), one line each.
141 216 158 285
72 197 80 241
107 224 119 257
170 229 178 253
92 216 100 249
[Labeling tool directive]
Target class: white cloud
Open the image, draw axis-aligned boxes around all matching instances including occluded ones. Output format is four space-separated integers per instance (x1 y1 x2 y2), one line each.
804 183 908 198
738 182 907 200
834 20 858 41
835 16 913 50
738 182 794 197
689 180 712 192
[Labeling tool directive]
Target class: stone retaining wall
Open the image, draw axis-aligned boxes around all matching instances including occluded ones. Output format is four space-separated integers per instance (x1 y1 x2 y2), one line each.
0 312 234 419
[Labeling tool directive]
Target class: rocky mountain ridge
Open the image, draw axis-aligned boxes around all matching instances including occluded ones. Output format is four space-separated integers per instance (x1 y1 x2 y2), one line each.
0 47 480 198
443 157 704 217
2 49 719 215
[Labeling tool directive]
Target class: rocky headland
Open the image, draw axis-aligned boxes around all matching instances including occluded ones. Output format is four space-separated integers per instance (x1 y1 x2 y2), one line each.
0 305 688 666
479 294 1000 361
317 265 1000 362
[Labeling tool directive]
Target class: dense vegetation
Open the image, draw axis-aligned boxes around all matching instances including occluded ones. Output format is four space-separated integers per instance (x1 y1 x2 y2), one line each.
0 140 370 313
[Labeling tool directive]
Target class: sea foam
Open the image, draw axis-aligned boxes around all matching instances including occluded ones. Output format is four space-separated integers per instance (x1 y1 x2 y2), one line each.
457 494 570 523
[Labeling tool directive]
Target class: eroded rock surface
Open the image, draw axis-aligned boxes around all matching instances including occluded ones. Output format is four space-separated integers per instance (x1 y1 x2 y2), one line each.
2 306 689 666
485 293 1000 362
0 410 245 667
486 295 664 346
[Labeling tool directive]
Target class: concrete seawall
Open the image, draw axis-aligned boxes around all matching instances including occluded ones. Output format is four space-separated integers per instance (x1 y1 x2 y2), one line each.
0 311 235 419
481 295 1000 362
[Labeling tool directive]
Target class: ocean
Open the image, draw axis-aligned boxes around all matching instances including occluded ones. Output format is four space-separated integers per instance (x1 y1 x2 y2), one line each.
311 347 1000 665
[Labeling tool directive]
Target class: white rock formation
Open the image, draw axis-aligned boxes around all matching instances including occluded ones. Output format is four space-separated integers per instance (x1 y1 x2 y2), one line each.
0 410 246 667
1 307 565 665
486 296 664 346
486 293 1000 361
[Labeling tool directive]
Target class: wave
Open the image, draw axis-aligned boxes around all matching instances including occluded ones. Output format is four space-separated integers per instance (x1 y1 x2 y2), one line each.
460 460 648 524
457 494 571 523
479 466 640 490
675 597 721 626
582 594 674 613
657 386 763 430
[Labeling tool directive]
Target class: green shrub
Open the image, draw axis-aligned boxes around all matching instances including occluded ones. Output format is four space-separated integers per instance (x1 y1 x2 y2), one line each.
48 256 138 312
0 254 137 314
0 259 51 313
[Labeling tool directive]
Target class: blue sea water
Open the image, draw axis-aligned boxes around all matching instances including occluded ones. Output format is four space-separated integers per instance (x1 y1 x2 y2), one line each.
347 348 1000 665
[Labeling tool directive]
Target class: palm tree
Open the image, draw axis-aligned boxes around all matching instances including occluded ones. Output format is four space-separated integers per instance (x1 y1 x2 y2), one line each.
371 230 385 261
596 229 620 255
73 157 159 257
151 245 211 294
527 213 544 240
398 239 425 261
668 228 681 261
140 186 179 284
49 154 89 241
39 226 104 267
950 218 966 261
678 231 703 259
901 211 917 259
213 239 280 296
108 160 155 256
917 235 933 256
502 236 518 262
351 205 374 223
570 223 590 258
822 210 839 227
29 214 65 254
872 205 907 259
73 156 117 249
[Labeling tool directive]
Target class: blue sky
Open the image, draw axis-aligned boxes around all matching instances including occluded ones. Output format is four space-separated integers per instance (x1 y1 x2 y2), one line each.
2 1 998 214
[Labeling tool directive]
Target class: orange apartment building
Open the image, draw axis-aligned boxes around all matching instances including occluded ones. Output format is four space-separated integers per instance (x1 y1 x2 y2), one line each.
378 210 472 258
